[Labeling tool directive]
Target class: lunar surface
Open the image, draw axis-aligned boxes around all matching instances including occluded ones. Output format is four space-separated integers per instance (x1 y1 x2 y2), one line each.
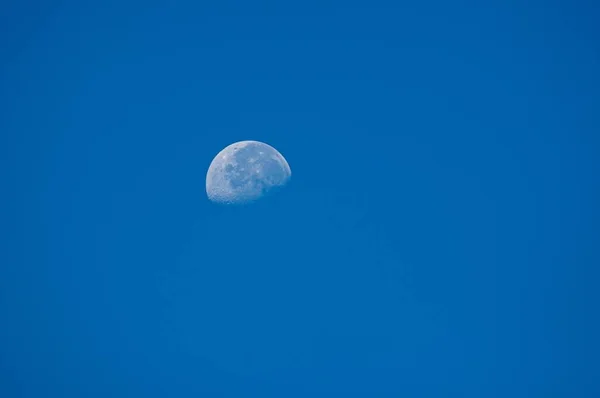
206 140 292 204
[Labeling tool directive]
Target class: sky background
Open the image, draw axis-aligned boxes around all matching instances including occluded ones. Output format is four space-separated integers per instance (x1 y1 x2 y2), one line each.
1 0 599 396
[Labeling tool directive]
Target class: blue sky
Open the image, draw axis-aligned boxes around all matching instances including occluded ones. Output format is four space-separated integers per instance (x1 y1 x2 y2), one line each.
1 0 599 396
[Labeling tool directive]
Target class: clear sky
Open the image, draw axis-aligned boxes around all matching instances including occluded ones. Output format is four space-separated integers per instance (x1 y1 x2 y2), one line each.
1 0 599 396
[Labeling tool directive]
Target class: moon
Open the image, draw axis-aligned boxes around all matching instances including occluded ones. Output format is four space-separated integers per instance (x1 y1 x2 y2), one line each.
206 140 292 204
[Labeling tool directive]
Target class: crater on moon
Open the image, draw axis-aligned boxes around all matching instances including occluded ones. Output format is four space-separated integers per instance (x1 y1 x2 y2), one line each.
206 140 291 204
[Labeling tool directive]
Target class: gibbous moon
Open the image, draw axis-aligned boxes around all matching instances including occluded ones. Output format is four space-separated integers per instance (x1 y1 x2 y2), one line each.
206 140 292 204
